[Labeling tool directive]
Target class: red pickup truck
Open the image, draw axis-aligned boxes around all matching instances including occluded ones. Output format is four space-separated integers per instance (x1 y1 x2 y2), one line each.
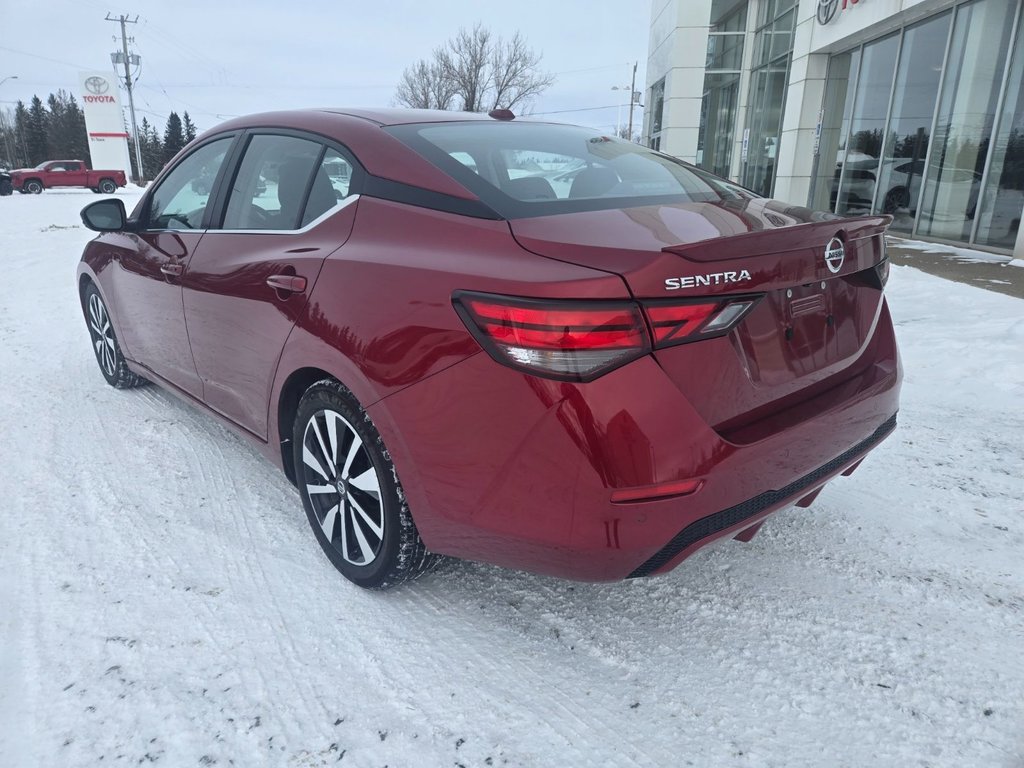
10 160 127 195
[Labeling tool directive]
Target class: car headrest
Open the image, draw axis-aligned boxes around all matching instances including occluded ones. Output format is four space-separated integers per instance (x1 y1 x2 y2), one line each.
505 176 557 201
569 166 620 199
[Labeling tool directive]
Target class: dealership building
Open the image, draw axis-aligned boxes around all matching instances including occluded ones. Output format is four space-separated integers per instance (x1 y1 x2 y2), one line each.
645 0 1024 255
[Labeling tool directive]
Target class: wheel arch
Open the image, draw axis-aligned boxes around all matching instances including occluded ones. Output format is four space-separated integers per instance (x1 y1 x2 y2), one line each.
277 366 340 485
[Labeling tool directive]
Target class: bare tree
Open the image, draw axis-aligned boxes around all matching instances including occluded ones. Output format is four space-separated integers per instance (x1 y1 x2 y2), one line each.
395 60 457 111
395 24 553 113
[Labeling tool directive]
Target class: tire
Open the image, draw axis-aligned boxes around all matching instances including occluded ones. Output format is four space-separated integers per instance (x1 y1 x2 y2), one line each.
98 178 117 194
82 283 148 389
0 182 11 196
882 187 909 214
293 378 439 589
24 179 43 194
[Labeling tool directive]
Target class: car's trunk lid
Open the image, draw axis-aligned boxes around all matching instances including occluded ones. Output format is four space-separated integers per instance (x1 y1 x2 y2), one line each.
509 198 891 437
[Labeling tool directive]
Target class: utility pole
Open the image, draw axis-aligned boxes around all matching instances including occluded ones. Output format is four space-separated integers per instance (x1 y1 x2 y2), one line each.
626 61 638 143
105 13 144 183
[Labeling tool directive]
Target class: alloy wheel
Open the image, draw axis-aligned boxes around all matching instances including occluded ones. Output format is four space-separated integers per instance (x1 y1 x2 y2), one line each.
301 409 385 566
87 292 117 377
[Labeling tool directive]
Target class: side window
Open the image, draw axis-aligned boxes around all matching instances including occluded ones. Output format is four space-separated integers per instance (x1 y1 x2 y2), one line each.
449 151 480 174
222 135 322 230
147 137 233 230
300 148 354 227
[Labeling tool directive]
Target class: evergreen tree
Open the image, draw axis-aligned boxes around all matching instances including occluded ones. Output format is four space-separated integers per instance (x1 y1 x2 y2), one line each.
182 111 197 143
145 118 164 175
26 96 49 166
62 93 90 165
42 91 90 164
162 112 185 164
46 93 64 158
13 101 30 167
134 117 164 180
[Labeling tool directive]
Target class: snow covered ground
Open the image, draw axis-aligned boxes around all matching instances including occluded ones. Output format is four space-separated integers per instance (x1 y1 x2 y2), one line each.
886 235 1014 265
1 189 1022 768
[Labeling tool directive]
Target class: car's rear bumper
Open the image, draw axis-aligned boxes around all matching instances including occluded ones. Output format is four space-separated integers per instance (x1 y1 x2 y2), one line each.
628 412 896 578
370 307 901 582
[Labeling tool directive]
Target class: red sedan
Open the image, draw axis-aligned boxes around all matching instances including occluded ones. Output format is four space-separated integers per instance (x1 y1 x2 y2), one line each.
77 109 900 589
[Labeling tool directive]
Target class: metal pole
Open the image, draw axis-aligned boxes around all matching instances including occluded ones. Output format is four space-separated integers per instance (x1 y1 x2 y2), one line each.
107 14 144 183
627 61 638 142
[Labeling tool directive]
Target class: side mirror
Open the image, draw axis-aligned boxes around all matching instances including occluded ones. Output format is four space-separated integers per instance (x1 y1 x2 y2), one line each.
81 198 130 232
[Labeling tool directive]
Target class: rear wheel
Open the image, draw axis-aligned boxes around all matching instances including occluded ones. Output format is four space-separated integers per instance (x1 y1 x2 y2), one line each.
293 379 438 589
82 283 147 388
882 186 909 214
24 179 43 194
98 178 117 194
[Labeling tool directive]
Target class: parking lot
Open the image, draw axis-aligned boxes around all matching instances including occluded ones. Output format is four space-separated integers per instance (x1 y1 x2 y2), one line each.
1 189 1022 767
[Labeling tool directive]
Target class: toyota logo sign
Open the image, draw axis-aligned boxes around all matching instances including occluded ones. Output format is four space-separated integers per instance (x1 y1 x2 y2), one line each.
824 237 845 274
818 0 862 25
84 76 109 95
817 0 839 23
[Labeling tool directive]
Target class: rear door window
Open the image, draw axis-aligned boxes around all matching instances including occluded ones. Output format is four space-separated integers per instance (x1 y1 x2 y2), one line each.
300 148 356 227
222 134 324 230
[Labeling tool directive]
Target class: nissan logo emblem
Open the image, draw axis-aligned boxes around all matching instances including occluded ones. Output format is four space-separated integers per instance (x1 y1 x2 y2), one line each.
825 237 845 274
84 76 109 95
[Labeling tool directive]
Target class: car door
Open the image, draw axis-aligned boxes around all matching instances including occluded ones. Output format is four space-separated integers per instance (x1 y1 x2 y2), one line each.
110 135 237 397
182 132 360 438
64 162 88 187
46 162 69 187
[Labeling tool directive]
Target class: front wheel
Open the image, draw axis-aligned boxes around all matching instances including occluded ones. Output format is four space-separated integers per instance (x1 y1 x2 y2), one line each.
98 178 117 194
24 180 43 194
293 379 439 589
82 283 148 388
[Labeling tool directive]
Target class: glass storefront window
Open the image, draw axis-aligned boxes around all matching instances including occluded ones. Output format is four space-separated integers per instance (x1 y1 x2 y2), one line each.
810 51 858 212
833 33 900 215
917 0 1019 241
698 0 747 179
651 79 667 143
707 34 745 70
742 1 796 196
873 12 952 231
697 73 741 178
974 6 1024 247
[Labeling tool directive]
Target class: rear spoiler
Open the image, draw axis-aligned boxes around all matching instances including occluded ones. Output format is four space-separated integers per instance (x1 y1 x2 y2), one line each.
661 215 891 263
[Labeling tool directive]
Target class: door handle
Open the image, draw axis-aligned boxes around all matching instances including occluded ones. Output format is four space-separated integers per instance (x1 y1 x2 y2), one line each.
160 263 184 278
266 274 307 294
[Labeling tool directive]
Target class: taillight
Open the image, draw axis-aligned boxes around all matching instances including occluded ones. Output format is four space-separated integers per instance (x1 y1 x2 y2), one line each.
641 297 759 349
453 292 650 382
453 291 761 382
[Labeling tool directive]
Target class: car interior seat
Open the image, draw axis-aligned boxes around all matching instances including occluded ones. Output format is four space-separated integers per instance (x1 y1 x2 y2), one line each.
277 157 333 228
504 176 557 201
569 166 620 199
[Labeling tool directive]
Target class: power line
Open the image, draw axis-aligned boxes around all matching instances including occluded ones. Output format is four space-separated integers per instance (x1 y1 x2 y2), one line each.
528 105 622 116
0 45 93 71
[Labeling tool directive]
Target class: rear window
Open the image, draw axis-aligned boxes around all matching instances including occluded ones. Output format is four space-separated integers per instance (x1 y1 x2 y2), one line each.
386 121 758 219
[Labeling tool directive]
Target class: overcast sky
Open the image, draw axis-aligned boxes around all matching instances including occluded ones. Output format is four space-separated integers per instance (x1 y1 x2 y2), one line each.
1 0 650 136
